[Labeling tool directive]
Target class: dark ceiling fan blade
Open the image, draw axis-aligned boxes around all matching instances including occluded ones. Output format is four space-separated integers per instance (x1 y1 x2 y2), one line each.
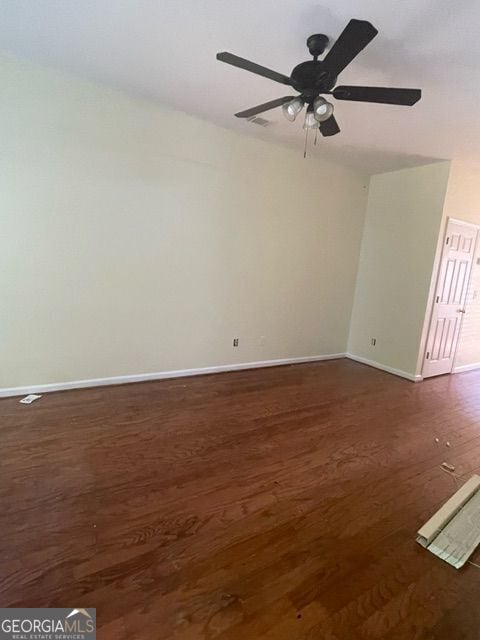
235 96 295 118
333 85 421 105
216 52 292 85
323 19 378 76
319 115 340 136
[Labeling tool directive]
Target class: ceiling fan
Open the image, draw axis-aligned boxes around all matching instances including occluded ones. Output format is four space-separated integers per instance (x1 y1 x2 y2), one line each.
216 19 421 142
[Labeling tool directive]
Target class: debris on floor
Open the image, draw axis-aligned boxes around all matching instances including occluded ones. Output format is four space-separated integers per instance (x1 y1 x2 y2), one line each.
441 462 456 473
417 474 480 569
19 394 42 404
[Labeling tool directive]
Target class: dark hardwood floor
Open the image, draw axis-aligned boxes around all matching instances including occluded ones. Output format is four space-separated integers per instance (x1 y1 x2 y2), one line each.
2 359 480 639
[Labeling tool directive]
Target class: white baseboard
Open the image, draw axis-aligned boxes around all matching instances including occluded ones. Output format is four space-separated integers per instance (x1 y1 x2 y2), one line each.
453 362 480 374
0 352 346 398
345 353 422 382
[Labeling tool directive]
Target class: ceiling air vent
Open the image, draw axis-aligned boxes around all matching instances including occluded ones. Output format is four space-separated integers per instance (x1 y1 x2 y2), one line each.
246 115 271 127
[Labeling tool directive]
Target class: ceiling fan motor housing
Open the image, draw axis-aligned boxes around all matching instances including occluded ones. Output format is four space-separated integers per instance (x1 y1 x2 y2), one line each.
290 61 337 99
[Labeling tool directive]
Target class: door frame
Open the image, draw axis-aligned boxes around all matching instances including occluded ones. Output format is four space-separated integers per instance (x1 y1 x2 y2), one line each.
422 217 479 378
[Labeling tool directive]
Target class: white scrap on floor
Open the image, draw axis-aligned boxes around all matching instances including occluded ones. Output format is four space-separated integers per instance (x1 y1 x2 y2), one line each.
441 462 455 473
417 474 480 569
19 394 42 404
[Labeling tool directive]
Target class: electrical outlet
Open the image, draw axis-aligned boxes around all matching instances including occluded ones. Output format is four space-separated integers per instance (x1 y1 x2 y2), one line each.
259 335 266 346
233 338 239 347
371 338 376 346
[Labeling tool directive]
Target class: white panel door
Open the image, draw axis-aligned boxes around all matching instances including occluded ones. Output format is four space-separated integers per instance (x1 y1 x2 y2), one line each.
423 219 478 378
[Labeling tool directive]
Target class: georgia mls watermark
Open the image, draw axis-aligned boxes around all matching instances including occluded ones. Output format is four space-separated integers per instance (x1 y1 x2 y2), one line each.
0 608 96 640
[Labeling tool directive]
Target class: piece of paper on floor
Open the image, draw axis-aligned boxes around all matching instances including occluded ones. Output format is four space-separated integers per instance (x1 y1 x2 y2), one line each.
19 394 42 404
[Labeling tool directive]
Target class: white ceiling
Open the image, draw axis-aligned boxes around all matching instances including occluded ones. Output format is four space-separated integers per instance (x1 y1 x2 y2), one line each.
1 0 480 173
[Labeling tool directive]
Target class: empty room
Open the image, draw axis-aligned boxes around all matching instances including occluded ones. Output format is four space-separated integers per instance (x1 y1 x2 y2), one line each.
3 1 480 638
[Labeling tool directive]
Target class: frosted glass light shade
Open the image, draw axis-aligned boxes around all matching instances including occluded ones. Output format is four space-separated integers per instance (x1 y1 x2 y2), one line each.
313 97 334 122
282 97 304 122
303 111 318 129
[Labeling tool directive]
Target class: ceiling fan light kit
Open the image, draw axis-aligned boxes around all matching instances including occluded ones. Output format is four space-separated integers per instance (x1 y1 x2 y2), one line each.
216 18 421 155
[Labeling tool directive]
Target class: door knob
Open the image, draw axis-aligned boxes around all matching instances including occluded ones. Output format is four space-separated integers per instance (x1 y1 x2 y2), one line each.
457 309 466 314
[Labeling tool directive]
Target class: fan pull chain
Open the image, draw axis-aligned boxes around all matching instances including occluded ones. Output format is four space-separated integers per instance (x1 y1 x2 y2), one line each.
314 125 319 146
303 124 309 158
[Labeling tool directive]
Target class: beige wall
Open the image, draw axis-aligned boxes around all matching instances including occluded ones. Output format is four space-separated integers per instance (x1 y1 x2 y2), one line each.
441 160 480 368
348 162 451 377
0 55 369 389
